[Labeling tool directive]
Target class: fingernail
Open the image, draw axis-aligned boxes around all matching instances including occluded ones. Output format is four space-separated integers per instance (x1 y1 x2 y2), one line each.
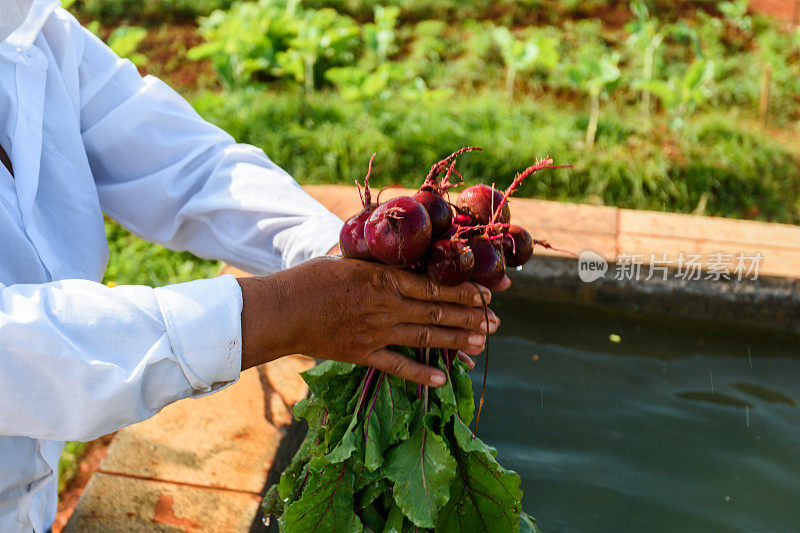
431 373 446 386
479 321 489 331
469 333 485 345
473 286 491 305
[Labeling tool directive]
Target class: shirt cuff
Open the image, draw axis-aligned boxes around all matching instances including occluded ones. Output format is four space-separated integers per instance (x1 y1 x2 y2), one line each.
282 211 344 268
154 274 243 393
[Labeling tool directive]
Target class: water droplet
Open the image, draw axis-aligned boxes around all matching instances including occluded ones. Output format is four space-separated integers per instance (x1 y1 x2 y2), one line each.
262 515 271 526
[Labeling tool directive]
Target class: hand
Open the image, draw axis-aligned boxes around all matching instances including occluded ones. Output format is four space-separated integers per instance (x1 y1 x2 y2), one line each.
238 257 500 386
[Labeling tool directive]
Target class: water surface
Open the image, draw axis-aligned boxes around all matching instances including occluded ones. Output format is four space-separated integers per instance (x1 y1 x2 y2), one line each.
474 295 800 532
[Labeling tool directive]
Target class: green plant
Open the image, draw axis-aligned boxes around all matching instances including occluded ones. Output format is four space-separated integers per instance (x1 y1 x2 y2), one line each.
189 0 301 88
635 58 715 131
718 0 752 33
626 1 664 116
190 86 800 223
277 8 361 93
755 27 800 123
106 25 148 66
566 44 621 147
363 5 401 67
262 352 538 531
83 20 149 66
190 0 359 91
491 26 560 98
325 63 408 99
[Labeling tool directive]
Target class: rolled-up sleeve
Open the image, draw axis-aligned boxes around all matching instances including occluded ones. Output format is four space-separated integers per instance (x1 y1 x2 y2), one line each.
74 12 342 274
0 275 242 442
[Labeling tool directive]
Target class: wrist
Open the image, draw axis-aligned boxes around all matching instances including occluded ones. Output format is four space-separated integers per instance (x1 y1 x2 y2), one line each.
238 274 295 370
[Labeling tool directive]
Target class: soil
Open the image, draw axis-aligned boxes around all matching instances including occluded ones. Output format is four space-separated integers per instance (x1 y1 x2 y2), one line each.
750 0 800 24
135 24 218 92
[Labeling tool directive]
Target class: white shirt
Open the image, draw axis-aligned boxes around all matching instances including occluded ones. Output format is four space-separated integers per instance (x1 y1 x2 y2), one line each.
0 2 343 531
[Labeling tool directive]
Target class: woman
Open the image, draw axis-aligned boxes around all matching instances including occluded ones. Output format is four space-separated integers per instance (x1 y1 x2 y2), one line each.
0 1 504 531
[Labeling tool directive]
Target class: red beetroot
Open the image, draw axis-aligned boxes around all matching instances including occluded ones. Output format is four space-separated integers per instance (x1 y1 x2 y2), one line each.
456 184 511 228
365 196 432 266
440 225 459 239
427 238 475 286
413 189 452 238
468 234 506 288
340 210 375 260
340 154 378 260
503 225 534 267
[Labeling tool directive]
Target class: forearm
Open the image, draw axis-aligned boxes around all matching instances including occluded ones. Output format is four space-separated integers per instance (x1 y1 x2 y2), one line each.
0 276 240 441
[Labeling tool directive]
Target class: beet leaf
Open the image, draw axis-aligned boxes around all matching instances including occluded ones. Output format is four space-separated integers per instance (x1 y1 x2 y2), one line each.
384 405 456 528
264 350 529 532
283 457 362 532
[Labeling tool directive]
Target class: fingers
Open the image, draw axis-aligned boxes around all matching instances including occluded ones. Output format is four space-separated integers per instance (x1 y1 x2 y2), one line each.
456 350 475 370
489 274 512 292
365 348 446 387
391 324 486 356
398 301 499 333
393 269 491 306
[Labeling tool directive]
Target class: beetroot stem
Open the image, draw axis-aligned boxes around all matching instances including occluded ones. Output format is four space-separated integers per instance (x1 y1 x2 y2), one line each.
364 372 385 440
489 157 573 225
424 146 482 185
471 282 491 436
423 347 430 414
363 153 376 207
356 368 377 417
416 348 425 398
533 238 578 257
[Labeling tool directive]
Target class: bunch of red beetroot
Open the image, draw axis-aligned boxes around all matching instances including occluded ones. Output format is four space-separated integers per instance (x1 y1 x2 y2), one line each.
261 149 563 533
340 147 563 286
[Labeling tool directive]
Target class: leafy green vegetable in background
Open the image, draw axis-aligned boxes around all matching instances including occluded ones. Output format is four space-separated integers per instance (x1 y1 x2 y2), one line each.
277 7 361 93
362 5 400 67
263 351 534 532
635 57 715 132
625 1 664 118
566 44 621 147
189 0 301 88
491 26 560 99
105 25 149 66
190 0 360 91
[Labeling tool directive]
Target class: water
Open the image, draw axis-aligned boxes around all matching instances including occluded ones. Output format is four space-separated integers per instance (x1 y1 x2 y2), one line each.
474 295 800 533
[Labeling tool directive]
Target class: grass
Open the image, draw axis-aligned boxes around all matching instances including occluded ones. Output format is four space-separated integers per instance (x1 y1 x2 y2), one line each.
103 219 221 287
191 87 800 224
